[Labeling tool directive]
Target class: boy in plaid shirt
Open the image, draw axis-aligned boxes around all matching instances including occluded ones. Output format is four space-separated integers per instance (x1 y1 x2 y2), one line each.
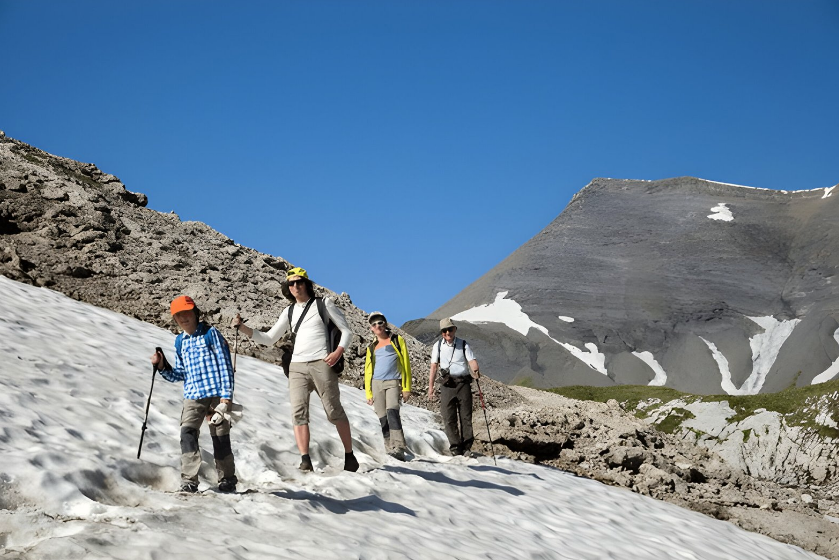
151 295 238 493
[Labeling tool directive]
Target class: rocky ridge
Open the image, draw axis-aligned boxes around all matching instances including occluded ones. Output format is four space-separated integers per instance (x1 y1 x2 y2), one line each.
2 132 837 558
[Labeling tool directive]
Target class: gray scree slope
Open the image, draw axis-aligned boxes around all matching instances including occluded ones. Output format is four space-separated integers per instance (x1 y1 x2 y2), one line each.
404 177 839 394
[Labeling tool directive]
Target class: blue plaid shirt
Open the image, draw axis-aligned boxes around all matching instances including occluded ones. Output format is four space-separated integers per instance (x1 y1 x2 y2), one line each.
160 323 234 399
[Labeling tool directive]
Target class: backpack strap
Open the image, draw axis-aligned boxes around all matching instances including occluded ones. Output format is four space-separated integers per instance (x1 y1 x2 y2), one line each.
390 333 403 359
174 323 214 362
289 298 315 334
175 333 184 362
315 297 326 324
462 339 468 361
435 339 442 364
315 297 333 350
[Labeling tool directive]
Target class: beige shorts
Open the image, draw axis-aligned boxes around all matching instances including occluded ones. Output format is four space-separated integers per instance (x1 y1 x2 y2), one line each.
288 359 348 426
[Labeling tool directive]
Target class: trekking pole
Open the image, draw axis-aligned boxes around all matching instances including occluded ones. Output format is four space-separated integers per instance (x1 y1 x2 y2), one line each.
233 328 239 373
475 378 497 466
137 347 161 459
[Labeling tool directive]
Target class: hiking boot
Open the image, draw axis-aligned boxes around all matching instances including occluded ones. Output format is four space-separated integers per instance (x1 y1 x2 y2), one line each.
179 482 199 493
299 455 313 472
344 452 359 472
388 448 407 461
218 476 238 493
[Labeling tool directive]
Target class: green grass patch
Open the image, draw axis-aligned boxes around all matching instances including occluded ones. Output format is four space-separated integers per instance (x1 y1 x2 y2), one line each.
511 375 534 388
656 407 696 434
546 379 839 437
548 385 689 411
742 428 752 442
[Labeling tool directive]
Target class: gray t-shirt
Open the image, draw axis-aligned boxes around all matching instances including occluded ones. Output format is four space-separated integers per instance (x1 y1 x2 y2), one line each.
373 345 401 381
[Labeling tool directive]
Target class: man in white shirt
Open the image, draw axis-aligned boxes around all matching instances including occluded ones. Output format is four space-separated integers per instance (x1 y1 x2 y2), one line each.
427 318 481 457
232 267 359 472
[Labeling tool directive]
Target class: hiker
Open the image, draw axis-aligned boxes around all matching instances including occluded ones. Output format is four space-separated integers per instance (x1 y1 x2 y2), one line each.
151 295 238 493
364 311 412 460
231 267 359 472
427 317 481 457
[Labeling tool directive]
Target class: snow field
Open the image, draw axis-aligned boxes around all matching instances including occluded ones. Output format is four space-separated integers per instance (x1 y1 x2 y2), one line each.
0 276 824 559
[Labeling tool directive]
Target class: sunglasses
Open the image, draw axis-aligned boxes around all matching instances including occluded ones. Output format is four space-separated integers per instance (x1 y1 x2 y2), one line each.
288 279 307 287
441 327 456 334
371 320 386 327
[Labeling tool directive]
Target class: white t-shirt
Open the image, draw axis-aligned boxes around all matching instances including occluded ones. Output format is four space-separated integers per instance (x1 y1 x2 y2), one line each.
250 297 352 362
430 337 476 377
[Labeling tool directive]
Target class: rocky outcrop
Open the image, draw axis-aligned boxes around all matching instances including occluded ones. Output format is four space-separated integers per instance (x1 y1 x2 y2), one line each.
476 387 839 559
640 390 839 486
404 177 839 395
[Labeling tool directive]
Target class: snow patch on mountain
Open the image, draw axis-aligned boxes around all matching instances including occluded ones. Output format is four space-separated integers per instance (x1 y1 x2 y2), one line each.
701 317 800 395
632 351 668 386
452 291 549 338
701 337 738 394
453 292 607 374
811 328 839 385
742 316 801 394
559 342 608 375
708 203 734 221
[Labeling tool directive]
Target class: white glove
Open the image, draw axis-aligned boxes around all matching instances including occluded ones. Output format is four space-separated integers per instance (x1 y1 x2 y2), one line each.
210 402 244 426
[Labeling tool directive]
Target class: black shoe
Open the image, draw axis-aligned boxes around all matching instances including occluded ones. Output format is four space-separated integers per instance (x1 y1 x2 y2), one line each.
389 449 407 461
449 446 462 457
344 452 359 472
218 476 238 493
179 482 199 493
299 454 313 472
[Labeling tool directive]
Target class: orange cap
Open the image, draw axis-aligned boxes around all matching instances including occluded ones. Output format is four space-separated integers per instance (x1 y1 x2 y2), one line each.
170 295 196 315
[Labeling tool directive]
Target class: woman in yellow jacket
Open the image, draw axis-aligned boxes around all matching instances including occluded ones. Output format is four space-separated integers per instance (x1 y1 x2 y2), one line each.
364 311 412 460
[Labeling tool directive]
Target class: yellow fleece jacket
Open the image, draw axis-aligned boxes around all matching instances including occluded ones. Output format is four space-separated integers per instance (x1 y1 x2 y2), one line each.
364 334 412 400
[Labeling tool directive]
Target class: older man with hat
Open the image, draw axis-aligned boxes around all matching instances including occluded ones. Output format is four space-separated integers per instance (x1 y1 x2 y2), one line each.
427 318 481 457
232 267 359 472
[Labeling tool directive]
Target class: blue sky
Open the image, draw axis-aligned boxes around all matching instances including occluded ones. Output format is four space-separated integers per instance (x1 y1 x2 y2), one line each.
2 1 837 326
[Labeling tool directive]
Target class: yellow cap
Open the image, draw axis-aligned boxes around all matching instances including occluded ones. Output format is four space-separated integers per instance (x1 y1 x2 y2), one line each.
286 267 308 280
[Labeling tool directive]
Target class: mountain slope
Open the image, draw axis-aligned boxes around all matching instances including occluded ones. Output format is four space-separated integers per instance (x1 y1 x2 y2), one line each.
0 275 824 560
0 131 523 411
405 177 839 394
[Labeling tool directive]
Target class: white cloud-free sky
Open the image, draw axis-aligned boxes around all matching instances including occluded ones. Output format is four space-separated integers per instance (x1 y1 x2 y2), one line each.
0 276 823 559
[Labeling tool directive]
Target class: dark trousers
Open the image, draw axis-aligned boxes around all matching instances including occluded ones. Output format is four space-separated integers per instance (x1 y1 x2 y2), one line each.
180 397 235 484
440 378 473 454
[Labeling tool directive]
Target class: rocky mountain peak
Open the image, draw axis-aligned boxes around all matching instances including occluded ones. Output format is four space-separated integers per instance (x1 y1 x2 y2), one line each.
405 176 839 394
